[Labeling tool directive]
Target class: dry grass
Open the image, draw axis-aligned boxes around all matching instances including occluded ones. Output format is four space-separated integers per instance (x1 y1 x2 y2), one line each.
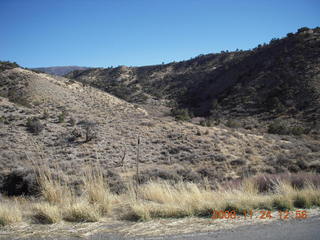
0 201 22 226
83 167 114 215
32 203 62 224
38 169 74 205
63 201 100 222
0 171 320 226
121 179 320 221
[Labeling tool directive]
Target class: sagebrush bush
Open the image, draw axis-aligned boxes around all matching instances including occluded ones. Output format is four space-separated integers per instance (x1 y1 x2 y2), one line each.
58 111 66 123
225 119 241 128
268 120 288 135
268 120 307 135
171 108 192 121
26 117 43 134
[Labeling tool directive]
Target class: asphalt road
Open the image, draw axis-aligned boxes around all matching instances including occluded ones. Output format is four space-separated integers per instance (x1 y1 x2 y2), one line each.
90 216 320 240
12 216 320 240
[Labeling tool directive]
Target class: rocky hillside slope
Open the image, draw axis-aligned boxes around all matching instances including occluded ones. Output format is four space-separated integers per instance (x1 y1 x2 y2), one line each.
1 64 320 195
67 27 320 130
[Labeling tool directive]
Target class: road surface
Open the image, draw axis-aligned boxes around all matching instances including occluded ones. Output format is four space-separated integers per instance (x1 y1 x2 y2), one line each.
90 215 320 240
12 215 320 240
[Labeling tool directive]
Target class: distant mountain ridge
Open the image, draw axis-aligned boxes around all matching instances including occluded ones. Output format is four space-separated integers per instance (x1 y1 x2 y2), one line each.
32 66 90 76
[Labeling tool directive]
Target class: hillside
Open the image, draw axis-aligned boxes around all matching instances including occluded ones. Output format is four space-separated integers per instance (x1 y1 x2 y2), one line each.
67 27 320 132
32 66 90 76
1 64 320 195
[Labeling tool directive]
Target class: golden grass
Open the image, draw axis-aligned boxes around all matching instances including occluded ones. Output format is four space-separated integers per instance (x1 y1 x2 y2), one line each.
1 171 320 226
122 180 320 220
39 172 74 205
32 203 62 224
0 202 22 226
83 167 113 215
63 201 100 222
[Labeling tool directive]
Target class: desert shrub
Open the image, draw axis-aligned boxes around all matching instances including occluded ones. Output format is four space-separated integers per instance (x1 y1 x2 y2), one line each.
0 168 39 196
211 99 219 111
136 169 179 184
68 128 82 142
268 120 307 135
171 108 192 121
297 159 308 170
0 61 19 72
176 168 201 182
297 27 310 33
225 119 241 128
288 173 320 189
268 120 288 135
26 117 43 134
84 122 97 142
291 125 306 135
105 170 127 194
197 167 216 180
272 197 293 210
168 147 180 155
69 117 76 126
42 109 49 119
290 173 307 189
7 90 30 107
267 97 285 112
58 111 66 123
230 158 247 166
0 116 9 124
210 153 227 162
306 143 320 153
254 175 279 193
77 120 98 142
254 173 320 193
239 166 258 178
293 195 311 208
309 161 320 173
140 121 155 127
199 118 215 127
276 154 292 167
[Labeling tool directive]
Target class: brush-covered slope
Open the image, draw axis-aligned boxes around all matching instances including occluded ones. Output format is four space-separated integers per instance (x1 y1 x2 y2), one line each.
1 64 320 195
67 27 320 129
32 66 90 76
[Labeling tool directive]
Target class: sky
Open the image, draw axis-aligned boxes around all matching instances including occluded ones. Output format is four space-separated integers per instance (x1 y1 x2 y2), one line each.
1 0 319 68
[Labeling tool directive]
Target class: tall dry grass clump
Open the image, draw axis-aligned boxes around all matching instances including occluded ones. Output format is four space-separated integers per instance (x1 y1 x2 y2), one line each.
32 203 62 224
0 201 22 226
37 167 74 205
63 201 100 222
83 167 114 215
